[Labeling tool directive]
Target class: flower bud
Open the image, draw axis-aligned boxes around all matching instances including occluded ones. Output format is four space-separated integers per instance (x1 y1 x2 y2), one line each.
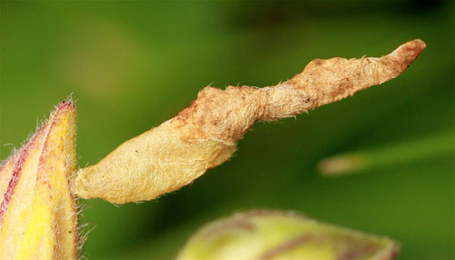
178 210 398 260
0 101 79 259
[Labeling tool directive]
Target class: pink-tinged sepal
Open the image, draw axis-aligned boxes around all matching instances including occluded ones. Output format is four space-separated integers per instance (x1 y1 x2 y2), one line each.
0 100 79 259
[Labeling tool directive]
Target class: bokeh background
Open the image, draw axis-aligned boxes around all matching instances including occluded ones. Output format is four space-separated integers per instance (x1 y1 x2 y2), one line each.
1 0 453 259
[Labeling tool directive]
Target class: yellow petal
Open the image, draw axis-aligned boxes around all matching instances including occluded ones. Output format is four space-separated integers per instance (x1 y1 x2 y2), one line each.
0 101 79 259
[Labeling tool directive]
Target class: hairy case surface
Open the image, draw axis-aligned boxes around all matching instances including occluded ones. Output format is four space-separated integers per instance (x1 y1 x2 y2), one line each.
75 40 426 204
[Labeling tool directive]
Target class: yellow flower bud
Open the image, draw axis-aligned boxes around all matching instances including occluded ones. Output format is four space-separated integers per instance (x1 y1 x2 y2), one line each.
0 101 79 259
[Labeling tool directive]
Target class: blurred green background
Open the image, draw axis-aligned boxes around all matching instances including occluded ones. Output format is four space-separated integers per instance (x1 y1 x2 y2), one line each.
1 0 453 259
